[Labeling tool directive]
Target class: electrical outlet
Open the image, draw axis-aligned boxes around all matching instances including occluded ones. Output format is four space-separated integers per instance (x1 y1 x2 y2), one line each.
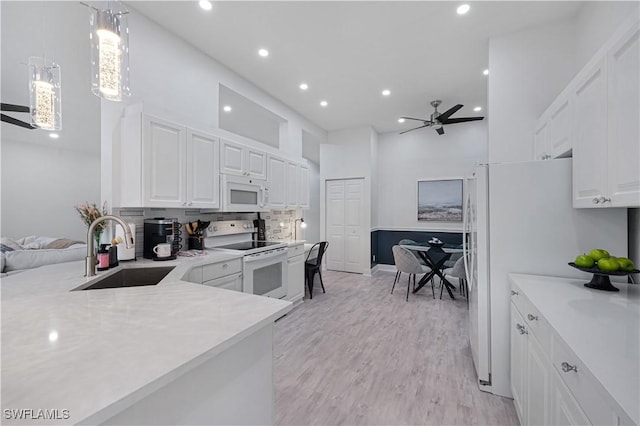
372 254 376 262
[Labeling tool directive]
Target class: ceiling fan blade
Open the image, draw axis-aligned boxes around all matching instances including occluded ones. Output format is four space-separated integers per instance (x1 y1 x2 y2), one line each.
436 104 463 122
435 126 445 135
400 116 432 123
1 113 35 129
1 103 30 113
439 116 485 124
399 124 429 134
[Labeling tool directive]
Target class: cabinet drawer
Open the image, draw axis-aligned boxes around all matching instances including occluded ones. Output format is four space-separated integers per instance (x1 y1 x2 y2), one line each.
288 244 303 258
202 258 242 282
552 334 618 426
202 272 242 292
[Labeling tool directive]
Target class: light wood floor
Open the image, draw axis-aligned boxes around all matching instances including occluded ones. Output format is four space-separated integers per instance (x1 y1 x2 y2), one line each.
273 269 519 426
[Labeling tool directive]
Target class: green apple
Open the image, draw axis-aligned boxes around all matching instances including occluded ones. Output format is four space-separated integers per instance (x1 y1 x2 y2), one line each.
597 257 620 272
589 249 610 262
617 257 635 272
574 254 595 268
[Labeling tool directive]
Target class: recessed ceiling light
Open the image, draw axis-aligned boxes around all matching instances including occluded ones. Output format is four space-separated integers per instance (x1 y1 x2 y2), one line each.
483 69 489 76
49 132 60 139
474 106 482 112
299 83 308 90
258 48 269 57
457 4 470 15
398 118 405 123
223 105 232 112
320 100 328 107
382 89 391 96
198 1 212 11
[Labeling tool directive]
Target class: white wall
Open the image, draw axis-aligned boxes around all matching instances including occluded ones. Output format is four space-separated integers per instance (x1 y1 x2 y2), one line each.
377 121 487 231
370 128 379 229
320 126 374 274
1 2 101 240
488 18 577 163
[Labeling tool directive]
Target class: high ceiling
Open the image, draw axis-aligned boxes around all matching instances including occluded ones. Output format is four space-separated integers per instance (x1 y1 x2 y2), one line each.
130 1 583 134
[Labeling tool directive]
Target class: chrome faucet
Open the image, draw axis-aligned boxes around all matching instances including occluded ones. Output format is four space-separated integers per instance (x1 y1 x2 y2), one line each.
85 215 134 277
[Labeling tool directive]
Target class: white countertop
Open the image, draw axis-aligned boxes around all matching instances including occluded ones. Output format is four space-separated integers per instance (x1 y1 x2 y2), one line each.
1 252 292 424
508 273 639 424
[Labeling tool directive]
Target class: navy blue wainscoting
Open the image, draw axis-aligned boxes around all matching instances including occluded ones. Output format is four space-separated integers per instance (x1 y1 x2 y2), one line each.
371 230 463 266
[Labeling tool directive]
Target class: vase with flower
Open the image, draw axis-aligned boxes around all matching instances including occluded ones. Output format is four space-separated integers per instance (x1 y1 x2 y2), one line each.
75 201 109 253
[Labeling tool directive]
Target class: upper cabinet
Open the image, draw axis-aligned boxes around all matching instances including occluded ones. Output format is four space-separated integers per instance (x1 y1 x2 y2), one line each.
535 16 639 208
267 154 310 210
114 113 220 209
573 18 639 208
220 139 267 180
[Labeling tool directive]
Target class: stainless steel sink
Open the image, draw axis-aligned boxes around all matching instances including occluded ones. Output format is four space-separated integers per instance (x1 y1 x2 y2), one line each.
74 266 175 291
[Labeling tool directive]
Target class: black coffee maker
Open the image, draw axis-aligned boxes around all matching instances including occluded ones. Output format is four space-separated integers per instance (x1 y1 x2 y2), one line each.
143 218 176 260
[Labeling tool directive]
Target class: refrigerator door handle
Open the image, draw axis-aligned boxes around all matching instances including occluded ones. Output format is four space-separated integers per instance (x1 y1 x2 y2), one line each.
463 190 473 286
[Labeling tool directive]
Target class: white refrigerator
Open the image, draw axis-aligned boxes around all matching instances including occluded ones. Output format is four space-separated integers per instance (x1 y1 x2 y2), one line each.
463 158 628 398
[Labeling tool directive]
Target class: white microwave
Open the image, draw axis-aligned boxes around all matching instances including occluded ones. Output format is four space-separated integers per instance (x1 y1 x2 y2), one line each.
221 174 270 212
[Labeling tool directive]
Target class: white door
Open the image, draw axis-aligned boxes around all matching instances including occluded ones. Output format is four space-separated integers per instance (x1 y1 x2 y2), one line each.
285 161 299 209
267 155 286 209
187 130 219 209
220 140 245 176
607 23 640 207
143 116 186 207
572 58 609 208
325 179 363 273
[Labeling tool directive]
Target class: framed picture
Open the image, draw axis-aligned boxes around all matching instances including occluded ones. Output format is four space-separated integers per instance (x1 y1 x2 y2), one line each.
417 179 463 222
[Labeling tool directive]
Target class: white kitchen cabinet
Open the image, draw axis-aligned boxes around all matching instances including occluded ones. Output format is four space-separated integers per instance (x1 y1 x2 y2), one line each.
534 92 572 161
286 244 305 304
571 17 639 208
550 372 591 426
286 161 299 209
533 121 550 161
115 112 220 209
187 130 220 209
203 272 243 292
510 304 527 423
220 139 267 180
297 163 310 209
268 155 286 209
143 115 187 207
183 258 243 293
525 330 551 426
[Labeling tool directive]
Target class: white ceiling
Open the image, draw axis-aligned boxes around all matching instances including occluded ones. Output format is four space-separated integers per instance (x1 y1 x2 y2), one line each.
130 1 583 134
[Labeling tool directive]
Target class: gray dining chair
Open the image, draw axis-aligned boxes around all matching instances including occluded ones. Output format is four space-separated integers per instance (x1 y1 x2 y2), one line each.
391 245 433 301
442 256 467 299
398 239 429 267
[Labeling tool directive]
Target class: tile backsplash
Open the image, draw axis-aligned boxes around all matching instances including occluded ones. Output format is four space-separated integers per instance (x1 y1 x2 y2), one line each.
111 208 298 256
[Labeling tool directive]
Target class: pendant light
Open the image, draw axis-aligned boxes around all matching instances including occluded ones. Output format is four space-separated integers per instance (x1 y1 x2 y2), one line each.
86 1 130 101
28 56 62 131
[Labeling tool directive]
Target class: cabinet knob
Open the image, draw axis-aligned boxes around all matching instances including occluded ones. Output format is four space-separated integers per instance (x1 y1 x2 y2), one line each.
516 323 528 335
511 290 519 296
592 197 601 204
182 202 187 206
602 197 611 203
527 314 538 321
222 263 228 268
561 362 578 373
187 202 192 206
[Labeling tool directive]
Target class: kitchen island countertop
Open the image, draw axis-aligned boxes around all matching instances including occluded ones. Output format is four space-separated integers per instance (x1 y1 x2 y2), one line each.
1 253 292 424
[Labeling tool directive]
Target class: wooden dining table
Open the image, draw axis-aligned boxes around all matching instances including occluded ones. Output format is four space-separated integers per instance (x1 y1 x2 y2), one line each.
399 242 463 300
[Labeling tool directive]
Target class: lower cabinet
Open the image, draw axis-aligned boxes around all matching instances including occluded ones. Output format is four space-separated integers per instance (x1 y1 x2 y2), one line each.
286 244 305 303
183 258 243 293
202 272 242 292
550 371 591 426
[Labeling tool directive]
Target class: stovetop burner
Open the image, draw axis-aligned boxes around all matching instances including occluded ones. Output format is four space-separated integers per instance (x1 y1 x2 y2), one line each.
215 241 283 251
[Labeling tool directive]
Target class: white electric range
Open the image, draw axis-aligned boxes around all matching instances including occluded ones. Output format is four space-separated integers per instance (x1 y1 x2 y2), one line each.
204 220 288 299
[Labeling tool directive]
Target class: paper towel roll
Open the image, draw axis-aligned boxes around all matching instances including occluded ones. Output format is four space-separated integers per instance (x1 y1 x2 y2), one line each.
115 222 136 260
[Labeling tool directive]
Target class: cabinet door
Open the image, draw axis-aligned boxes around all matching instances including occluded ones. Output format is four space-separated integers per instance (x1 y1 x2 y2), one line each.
286 254 304 302
220 139 245 176
533 121 549 160
607 23 640 207
550 371 591 426
143 116 187 207
525 333 551 426
572 58 609 208
548 96 572 158
298 164 310 209
285 161 299 209
510 304 527 423
187 130 220 209
267 155 286 209
245 148 267 180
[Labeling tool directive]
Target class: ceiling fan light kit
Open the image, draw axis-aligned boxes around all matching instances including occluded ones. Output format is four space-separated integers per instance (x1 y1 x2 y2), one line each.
400 99 484 135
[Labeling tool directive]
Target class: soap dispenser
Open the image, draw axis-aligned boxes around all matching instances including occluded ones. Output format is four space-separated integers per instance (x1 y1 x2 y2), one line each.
97 244 110 271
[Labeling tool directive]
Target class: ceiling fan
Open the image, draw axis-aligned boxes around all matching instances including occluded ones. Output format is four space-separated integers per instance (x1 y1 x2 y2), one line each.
400 100 484 135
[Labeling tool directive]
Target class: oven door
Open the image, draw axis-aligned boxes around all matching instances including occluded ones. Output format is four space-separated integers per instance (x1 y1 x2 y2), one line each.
243 247 288 299
221 175 269 212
